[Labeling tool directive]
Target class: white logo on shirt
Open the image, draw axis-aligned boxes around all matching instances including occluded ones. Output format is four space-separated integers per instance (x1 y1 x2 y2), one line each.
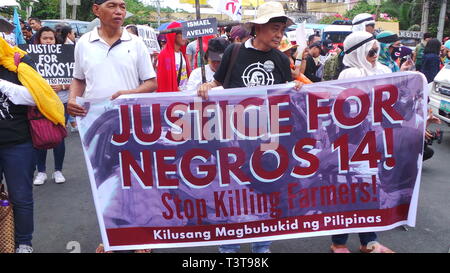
0 94 13 120
241 62 275 87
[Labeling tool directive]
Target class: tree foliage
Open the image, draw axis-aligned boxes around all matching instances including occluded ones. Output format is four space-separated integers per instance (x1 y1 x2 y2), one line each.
344 0 449 38
18 0 184 25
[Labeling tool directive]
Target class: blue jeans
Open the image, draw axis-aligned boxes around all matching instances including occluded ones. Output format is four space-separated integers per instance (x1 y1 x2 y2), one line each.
0 141 35 246
332 232 377 246
35 140 65 172
219 241 272 253
35 103 68 173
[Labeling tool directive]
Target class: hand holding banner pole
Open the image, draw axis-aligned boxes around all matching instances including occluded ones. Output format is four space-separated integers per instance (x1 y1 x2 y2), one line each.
195 0 206 84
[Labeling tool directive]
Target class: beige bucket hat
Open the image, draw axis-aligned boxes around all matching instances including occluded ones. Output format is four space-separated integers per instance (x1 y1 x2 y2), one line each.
245 1 294 28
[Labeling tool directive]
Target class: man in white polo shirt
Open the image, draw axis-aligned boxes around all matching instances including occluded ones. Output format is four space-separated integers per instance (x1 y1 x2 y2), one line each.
67 0 157 117
66 0 156 253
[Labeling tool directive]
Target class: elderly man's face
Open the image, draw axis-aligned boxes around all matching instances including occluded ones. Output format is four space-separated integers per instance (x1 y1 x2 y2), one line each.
256 22 287 49
93 0 126 29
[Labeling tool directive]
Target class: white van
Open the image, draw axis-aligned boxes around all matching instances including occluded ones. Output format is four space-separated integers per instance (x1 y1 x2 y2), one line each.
322 25 352 48
429 63 450 125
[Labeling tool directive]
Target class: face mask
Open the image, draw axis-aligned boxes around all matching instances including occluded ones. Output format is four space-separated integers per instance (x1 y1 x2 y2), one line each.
391 46 401 60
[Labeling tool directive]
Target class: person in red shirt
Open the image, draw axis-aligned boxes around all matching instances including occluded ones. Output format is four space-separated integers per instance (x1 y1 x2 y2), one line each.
157 22 191 92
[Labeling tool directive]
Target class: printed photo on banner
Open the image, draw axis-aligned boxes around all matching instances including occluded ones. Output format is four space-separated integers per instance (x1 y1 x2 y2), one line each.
19 44 75 85
76 72 428 252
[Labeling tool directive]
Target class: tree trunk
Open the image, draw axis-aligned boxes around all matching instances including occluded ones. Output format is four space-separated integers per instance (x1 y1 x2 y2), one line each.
297 0 306 13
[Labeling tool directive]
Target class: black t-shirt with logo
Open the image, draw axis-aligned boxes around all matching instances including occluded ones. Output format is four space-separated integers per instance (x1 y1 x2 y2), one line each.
214 42 292 88
0 56 35 149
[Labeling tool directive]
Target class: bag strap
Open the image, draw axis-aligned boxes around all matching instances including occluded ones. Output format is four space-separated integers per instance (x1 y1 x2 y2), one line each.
14 52 21 67
0 183 7 199
223 43 241 89
177 52 183 86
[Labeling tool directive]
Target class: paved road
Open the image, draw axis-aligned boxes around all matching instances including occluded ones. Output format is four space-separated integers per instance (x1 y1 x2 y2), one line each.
32 123 450 253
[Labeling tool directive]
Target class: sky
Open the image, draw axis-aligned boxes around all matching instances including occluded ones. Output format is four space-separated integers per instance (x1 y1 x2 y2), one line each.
140 0 196 11
140 0 259 15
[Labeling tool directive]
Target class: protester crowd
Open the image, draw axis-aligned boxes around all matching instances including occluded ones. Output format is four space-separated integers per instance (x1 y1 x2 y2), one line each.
0 0 447 253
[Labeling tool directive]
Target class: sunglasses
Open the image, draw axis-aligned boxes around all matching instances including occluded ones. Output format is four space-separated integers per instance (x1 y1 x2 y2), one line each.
368 48 379 57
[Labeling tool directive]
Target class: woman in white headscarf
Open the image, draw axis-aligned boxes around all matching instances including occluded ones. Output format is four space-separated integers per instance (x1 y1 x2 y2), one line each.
339 31 392 80
330 31 395 254
351 13 376 34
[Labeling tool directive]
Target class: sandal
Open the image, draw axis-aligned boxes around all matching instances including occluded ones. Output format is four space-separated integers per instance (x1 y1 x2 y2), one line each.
134 249 152 253
360 241 395 253
330 244 351 253
95 244 114 253
95 243 152 253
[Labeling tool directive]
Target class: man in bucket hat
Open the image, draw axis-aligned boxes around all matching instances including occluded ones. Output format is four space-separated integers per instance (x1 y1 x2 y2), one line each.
197 2 303 253
197 1 299 98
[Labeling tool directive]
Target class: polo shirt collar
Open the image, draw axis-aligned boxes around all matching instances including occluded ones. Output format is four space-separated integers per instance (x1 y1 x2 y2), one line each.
245 38 256 49
89 26 132 43
244 38 273 52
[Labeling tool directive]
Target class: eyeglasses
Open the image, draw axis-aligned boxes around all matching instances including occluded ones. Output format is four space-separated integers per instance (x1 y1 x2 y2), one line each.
368 48 379 57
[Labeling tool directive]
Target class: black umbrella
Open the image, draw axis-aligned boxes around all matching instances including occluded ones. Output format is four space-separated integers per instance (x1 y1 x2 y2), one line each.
0 16 15 33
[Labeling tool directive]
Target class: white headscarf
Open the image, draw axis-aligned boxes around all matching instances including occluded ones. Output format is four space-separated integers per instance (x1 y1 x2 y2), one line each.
340 31 390 79
352 13 376 33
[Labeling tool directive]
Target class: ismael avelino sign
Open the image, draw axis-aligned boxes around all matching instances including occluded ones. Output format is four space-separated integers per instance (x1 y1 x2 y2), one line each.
182 18 218 39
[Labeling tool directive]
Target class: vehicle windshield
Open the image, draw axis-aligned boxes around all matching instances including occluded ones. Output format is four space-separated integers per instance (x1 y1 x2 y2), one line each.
324 32 352 44
42 20 89 38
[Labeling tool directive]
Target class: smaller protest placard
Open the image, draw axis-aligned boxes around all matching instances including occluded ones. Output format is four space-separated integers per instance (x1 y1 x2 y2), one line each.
19 44 75 85
136 25 160 54
182 18 218 39
399 30 423 39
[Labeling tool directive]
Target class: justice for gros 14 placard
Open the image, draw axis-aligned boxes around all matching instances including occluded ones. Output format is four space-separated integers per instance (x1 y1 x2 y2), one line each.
77 72 427 251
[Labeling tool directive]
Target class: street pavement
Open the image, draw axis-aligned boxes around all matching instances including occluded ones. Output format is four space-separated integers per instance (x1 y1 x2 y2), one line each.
31 123 450 253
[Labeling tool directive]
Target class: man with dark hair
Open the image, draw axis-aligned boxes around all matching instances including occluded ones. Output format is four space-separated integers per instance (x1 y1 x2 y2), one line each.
68 0 156 115
28 17 41 32
67 0 156 253
303 41 323 82
28 17 42 44
414 32 432 71
21 25 33 44
307 33 321 46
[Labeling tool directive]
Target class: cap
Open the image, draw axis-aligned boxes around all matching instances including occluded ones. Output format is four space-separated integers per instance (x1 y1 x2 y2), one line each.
398 46 413 58
322 39 334 50
309 41 322 49
376 31 399 45
94 0 109 4
208 51 224 61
